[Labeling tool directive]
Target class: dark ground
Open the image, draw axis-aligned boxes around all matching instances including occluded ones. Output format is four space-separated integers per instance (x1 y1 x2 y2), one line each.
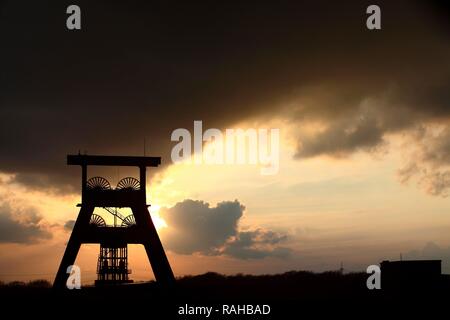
1 271 449 319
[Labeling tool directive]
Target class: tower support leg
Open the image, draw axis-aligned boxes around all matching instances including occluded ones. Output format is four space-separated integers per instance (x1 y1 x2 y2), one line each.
133 205 175 285
53 205 94 289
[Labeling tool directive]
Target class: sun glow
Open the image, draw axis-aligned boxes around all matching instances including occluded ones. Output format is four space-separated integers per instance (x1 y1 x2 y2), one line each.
150 204 168 230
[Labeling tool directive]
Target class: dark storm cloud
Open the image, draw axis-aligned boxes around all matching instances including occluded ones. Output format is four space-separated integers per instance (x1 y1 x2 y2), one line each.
293 78 450 159
295 105 386 158
11 173 77 194
0 202 52 243
64 220 75 231
160 199 291 259
398 126 450 197
223 229 292 260
160 199 243 255
0 0 449 192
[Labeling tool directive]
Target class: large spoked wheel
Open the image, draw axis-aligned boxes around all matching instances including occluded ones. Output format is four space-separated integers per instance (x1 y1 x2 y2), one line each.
121 215 136 227
90 214 106 227
116 177 140 191
86 177 111 191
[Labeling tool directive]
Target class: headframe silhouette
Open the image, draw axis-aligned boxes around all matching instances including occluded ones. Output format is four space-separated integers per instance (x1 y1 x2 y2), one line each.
53 154 174 289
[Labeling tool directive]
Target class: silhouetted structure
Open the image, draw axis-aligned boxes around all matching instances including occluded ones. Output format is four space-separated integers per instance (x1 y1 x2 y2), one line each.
380 259 441 291
96 244 131 285
53 154 174 289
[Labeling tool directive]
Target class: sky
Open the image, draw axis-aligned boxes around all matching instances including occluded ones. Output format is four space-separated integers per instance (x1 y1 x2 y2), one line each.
0 0 450 284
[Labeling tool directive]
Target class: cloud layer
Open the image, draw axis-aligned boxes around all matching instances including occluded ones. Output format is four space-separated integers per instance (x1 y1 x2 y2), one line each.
398 126 450 196
160 199 291 259
0 1 448 196
0 202 52 244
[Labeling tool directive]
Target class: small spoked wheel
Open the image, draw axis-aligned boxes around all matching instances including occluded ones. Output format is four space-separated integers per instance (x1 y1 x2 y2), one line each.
86 177 111 191
116 177 140 190
90 214 106 227
121 215 136 227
